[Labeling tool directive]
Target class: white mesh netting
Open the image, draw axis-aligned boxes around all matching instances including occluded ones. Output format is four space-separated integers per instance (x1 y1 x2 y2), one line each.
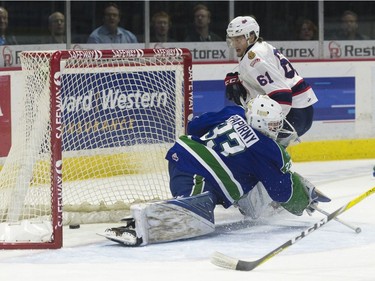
0 49 188 231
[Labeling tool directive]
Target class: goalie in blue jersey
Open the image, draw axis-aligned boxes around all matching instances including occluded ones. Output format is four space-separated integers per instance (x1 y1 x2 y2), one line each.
102 95 329 247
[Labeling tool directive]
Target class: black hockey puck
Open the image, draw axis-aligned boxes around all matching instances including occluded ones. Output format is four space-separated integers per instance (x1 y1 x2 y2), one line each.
69 224 80 229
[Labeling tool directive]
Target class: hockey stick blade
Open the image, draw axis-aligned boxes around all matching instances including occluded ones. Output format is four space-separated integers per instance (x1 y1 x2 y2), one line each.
211 186 375 271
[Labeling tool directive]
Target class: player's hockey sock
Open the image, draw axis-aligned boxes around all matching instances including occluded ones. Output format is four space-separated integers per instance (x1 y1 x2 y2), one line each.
281 172 331 216
281 172 310 216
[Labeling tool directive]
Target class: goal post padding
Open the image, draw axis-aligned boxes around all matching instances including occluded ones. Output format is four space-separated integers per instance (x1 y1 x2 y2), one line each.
0 48 193 249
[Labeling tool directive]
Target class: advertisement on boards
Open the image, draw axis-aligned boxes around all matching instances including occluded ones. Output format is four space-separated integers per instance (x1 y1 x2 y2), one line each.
2 40 375 67
61 70 179 151
1 41 375 67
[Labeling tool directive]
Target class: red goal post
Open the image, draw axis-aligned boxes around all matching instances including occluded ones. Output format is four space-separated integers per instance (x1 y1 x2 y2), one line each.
0 48 193 249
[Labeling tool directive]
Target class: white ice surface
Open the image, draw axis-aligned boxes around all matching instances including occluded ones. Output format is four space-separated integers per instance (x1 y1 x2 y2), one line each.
1 159 375 281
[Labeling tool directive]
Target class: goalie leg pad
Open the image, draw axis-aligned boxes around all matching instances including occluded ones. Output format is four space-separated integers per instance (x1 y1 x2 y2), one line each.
0 220 52 242
131 192 215 246
235 182 274 219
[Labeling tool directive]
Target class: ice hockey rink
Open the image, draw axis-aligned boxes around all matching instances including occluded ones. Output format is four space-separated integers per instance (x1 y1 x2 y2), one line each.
1 158 375 281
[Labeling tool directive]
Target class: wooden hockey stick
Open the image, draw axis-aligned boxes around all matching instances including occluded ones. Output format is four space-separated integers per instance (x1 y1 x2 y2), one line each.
313 205 361 233
211 186 375 271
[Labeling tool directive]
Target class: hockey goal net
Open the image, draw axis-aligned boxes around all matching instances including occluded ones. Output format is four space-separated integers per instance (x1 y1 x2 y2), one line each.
0 48 193 249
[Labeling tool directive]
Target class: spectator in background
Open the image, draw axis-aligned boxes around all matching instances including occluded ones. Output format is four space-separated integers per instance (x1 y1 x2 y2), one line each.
297 19 318 40
42 12 65 44
0 6 17 45
87 2 138 44
335 10 370 40
184 4 223 42
150 11 175 42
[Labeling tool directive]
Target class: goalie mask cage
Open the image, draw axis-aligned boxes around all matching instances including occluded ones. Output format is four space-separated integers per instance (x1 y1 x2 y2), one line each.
0 48 193 249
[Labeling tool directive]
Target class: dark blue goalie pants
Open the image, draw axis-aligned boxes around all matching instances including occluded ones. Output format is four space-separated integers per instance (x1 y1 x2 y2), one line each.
168 161 219 205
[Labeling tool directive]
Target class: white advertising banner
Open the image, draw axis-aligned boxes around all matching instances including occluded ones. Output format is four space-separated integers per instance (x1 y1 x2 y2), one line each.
1 40 374 67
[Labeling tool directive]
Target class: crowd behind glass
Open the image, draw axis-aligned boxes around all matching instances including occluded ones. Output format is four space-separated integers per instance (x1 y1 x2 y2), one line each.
0 1 373 46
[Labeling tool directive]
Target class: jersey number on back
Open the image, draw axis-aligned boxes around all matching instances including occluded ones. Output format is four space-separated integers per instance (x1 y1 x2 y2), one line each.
273 49 298 78
202 123 246 156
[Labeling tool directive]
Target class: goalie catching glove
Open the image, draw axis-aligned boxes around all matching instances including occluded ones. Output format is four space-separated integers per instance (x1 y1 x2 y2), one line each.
224 72 248 106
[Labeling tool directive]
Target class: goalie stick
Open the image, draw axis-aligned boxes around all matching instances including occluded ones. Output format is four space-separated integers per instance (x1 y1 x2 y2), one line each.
313 205 361 233
211 186 375 271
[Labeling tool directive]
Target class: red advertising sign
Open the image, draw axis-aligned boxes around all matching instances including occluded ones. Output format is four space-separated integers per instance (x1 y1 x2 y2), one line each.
0 75 11 157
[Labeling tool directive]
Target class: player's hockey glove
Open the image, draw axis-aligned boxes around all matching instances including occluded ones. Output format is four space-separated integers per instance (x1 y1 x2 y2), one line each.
224 72 248 105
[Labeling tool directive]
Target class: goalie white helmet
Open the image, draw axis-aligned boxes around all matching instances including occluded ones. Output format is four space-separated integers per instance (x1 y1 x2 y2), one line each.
226 16 260 40
246 95 284 140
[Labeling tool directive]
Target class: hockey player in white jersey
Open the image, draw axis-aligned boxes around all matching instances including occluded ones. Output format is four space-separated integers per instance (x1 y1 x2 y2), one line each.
225 16 318 147
100 96 329 247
